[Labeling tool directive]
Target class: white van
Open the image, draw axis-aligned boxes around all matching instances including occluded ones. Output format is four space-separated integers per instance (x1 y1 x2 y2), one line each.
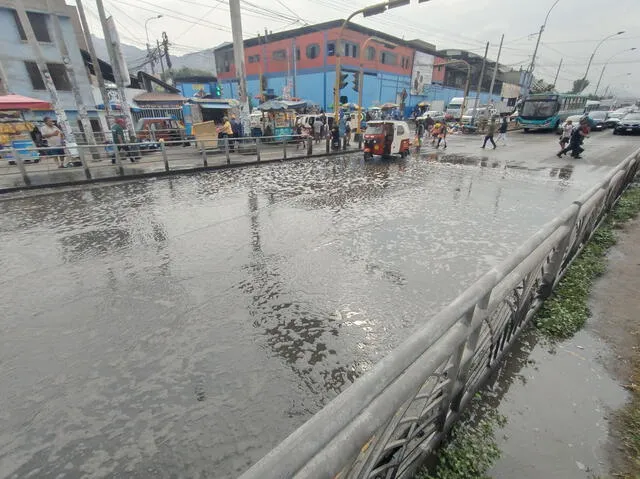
446 97 467 120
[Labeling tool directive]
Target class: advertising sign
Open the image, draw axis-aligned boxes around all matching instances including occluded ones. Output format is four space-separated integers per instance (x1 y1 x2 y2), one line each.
411 52 435 95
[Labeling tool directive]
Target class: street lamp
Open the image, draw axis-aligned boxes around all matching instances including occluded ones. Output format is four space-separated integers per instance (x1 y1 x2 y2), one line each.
580 30 625 91
526 0 562 92
594 47 636 95
333 0 430 121
145 14 163 74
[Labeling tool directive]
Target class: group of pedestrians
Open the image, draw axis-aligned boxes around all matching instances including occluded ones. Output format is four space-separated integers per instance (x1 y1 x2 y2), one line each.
416 115 447 149
557 117 589 159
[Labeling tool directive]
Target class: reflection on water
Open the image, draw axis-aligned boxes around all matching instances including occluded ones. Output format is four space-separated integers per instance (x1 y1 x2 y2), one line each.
0 152 588 478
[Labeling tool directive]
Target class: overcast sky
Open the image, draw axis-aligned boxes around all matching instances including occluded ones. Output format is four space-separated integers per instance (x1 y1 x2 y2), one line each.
74 0 640 96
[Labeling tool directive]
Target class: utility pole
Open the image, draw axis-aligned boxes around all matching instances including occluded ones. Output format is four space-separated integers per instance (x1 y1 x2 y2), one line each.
229 0 251 137
292 38 297 98
96 0 136 142
471 42 489 125
488 34 503 104
553 58 563 87
77 0 112 127
48 0 96 148
15 1 76 144
162 32 173 85
594 65 605 96
157 40 166 78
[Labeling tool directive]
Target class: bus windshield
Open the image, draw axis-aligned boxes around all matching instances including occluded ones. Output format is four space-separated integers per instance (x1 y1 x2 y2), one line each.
521 100 558 118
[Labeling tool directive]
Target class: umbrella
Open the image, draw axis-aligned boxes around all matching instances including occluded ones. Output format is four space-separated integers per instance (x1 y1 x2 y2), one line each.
341 102 359 110
380 102 399 109
0 94 51 110
417 101 429 107
257 99 289 111
368 106 381 110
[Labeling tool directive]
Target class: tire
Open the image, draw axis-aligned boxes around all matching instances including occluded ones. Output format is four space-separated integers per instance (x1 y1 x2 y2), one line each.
34 159 40 163
613 130 618 135
523 128 529 133
364 152 372 160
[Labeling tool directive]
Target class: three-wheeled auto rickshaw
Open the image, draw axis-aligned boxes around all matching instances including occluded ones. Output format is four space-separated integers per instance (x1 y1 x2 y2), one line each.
363 121 411 159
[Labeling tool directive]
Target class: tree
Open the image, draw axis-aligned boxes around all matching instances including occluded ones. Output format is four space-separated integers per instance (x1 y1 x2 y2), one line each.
570 78 589 94
161 67 214 81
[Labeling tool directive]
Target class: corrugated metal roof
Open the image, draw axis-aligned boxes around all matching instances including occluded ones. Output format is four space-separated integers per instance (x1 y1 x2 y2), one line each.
134 92 187 103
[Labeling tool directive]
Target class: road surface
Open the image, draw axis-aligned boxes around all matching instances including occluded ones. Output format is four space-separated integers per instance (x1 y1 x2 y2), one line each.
0 131 638 478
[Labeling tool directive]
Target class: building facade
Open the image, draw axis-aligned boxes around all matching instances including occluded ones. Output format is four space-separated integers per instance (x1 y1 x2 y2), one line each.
214 20 519 113
0 0 99 126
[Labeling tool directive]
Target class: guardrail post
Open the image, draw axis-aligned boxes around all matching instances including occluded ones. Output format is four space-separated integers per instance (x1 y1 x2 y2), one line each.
326 137 330 154
256 138 261 162
77 146 92 180
283 136 288 160
542 205 581 295
449 291 492 414
358 135 363 150
342 136 347 151
161 141 170 172
113 146 124 176
224 137 230 164
306 136 312 157
11 148 31 186
202 141 209 167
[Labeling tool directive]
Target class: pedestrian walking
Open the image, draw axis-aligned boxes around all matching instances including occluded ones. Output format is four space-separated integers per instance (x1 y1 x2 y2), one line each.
431 121 441 145
436 122 447 149
39 116 65 168
415 120 425 148
425 115 435 132
111 117 135 163
345 118 352 146
496 116 509 146
482 117 497 149
313 118 322 143
557 118 589 158
559 119 573 150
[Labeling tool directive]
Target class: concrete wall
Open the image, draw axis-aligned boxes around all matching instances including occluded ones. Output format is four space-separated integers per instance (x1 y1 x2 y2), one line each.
0 6 95 111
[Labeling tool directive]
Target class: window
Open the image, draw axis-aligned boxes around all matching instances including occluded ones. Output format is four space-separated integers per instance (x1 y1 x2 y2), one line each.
25 62 71 91
248 54 261 64
24 62 45 90
327 42 335 56
272 49 287 61
12 10 51 42
366 46 376 61
380 51 397 65
396 125 405 135
344 42 358 58
306 43 320 59
401 56 411 70
48 63 71 90
296 47 300 61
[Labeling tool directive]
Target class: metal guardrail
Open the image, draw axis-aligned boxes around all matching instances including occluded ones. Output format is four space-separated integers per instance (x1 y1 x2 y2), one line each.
0 134 359 190
239 148 640 479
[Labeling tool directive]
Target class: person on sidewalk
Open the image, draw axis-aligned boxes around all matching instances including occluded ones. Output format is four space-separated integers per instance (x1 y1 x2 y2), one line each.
496 116 509 146
313 118 322 144
40 117 65 168
111 118 135 164
482 117 497 149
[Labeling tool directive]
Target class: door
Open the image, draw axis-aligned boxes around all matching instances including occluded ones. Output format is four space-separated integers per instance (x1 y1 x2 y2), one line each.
392 124 405 153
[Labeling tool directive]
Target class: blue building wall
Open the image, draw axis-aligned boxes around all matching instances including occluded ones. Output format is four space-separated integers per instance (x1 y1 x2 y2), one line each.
0 7 95 111
176 81 220 98
220 68 413 112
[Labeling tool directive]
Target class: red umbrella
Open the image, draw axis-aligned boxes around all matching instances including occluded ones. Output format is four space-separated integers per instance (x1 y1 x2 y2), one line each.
0 94 51 110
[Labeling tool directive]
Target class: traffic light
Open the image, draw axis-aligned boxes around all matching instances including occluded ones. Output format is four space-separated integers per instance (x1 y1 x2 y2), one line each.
339 73 349 90
214 83 222 98
352 72 360 92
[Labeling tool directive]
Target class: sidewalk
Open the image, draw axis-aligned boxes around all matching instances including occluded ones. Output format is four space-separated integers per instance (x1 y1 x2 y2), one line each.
489 211 640 478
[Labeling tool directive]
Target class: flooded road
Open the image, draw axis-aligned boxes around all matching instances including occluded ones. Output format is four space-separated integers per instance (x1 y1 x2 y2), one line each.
1 134 638 478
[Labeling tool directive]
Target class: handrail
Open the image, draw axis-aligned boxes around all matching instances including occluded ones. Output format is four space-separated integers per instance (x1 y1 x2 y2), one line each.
239 148 640 479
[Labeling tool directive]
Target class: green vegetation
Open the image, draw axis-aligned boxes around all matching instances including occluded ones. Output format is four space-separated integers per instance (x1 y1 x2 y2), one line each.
416 402 506 479
617 357 640 479
536 184 640 340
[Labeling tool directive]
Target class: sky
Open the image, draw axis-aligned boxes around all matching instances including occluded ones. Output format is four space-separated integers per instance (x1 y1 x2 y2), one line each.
73 0 640 97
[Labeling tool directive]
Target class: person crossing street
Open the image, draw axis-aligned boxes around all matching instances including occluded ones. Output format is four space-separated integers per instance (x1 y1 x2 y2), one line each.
481 117 498 149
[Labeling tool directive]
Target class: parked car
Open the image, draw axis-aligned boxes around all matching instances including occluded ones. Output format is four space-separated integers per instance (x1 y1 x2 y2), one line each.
418 110 446 122
613 112 640 135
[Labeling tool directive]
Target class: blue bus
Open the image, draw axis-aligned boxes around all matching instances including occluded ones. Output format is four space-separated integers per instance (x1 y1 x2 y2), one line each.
517 93 587 132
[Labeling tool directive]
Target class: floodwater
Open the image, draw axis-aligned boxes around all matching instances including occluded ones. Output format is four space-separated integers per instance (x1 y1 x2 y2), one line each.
0 137 637 478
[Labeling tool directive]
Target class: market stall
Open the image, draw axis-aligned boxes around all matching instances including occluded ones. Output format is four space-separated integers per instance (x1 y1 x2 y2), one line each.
0 94 51 164
256 100 297 139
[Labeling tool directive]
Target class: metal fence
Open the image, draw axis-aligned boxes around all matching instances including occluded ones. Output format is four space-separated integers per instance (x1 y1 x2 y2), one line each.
239 148 640 479
0 134 360 191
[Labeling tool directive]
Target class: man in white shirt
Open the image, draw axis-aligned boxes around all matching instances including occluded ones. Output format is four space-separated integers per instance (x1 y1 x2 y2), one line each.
40 116 65 167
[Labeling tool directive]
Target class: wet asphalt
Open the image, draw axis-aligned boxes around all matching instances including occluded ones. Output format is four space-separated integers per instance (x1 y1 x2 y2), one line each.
1 131 639 478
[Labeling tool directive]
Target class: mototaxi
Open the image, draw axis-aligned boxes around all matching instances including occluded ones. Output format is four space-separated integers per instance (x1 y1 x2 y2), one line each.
363 121 411 159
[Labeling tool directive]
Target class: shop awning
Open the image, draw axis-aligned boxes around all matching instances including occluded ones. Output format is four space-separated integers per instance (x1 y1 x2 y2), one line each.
0 94 51 110
199 103 231 109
